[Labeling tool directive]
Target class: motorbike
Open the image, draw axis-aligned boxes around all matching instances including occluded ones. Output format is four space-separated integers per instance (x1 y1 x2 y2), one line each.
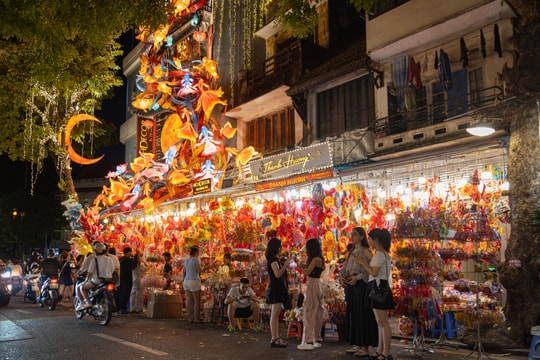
74 277 116 326
11 275 23 296
23 274 40 303
37 276 59 310
0 260 11 306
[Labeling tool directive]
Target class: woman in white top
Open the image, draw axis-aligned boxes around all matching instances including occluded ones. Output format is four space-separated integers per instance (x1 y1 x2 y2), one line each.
355 228 395 360
183 245 202 323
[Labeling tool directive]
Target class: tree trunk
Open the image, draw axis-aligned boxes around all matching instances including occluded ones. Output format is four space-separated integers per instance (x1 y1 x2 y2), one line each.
499 104 540 344
49 153 78 202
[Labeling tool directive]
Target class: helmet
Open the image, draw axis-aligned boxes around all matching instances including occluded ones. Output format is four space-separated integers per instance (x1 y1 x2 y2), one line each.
92 242 106 254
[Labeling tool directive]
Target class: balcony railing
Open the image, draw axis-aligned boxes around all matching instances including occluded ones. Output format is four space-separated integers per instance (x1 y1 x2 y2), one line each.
375 85 505 137
242 39 328 103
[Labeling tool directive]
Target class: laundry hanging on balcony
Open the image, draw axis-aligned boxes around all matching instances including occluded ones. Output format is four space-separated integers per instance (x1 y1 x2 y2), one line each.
494 23 502 57
408 56 422 90
438 48 453 91
480 29 487 58
392 56 409 112
459 38 469 68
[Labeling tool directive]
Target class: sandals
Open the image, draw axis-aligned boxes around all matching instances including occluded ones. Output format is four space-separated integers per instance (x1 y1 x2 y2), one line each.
371 353 392 360
270 338 288 348
228 325 237 332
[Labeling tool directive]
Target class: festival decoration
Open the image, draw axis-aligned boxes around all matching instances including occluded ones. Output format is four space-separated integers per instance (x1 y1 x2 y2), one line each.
64 114 105 165
93 5 256 216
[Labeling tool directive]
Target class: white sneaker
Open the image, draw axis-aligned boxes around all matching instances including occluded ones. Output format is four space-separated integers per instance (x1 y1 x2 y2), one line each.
313 341 322 348
76 301 92 311
297 343 315 351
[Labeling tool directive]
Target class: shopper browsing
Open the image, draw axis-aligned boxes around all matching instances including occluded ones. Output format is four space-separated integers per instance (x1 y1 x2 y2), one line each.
297 238 326 351
355 228 396 360
265 237 292 348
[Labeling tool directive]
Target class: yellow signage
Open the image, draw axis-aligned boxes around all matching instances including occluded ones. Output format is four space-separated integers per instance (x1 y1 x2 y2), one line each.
254 169 334 191
193 178 212 195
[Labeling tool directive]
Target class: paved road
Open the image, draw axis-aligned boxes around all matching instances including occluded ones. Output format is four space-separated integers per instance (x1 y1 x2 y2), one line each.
0 297 529 360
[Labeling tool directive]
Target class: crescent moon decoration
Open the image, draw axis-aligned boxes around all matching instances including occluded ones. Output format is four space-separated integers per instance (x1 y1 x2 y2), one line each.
65 114 105 165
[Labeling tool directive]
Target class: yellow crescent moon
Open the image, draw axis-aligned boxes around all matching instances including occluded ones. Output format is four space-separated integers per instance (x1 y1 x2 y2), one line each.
65 114 105 165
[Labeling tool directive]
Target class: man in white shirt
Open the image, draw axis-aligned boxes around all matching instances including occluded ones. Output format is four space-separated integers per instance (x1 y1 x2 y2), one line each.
224 278 260 331
76 242 114 311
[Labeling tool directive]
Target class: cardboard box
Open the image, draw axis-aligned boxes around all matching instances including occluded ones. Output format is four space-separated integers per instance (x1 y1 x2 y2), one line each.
146 292 183 319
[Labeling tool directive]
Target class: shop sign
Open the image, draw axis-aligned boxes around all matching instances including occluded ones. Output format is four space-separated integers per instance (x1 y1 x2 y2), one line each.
137 117 155 155
255 169 334 191
193 178 212 195
250 142 332 183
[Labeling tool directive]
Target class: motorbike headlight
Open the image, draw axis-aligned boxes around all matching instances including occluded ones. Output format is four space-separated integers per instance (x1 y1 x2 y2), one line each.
1 272 11 279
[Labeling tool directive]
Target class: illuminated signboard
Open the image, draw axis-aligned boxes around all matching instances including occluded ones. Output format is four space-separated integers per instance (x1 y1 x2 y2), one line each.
249 142 333 183
193 178 212 195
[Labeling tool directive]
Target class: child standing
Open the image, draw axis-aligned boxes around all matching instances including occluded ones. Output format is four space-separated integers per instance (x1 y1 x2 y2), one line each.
297 238 326 350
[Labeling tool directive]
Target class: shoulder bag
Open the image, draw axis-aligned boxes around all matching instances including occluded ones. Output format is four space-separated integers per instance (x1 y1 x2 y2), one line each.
368 253 391 303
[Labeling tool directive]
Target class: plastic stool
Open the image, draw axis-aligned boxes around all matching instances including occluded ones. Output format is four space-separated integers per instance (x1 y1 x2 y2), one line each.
529 326 540 360
234 317 253 330
324 320 336 337
287 321 303 340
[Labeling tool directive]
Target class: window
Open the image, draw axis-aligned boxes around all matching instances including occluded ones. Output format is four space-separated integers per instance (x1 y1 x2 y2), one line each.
247 107 295 154
469 68 484 107
317 76 375 138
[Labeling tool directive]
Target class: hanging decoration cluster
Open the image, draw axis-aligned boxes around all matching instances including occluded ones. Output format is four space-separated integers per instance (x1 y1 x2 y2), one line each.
93 0 256 216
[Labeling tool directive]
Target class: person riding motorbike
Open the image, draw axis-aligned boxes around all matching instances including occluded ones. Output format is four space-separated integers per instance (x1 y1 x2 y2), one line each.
76 242 114 311
39 250 60 292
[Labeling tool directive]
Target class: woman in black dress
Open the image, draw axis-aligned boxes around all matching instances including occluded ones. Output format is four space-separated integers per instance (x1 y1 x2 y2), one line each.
265 237 292 348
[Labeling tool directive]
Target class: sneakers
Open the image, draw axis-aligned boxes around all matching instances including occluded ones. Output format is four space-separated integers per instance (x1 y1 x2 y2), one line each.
346 346 360 354
75 300 92 311
354 349 370 357
313 341 322 348
297 343 315 351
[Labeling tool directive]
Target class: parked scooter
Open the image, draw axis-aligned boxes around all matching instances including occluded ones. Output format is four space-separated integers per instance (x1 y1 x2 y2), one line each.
0 260 11 306
23 274 40 303
37 276 59 310
11 275 23 296
74 278 116 326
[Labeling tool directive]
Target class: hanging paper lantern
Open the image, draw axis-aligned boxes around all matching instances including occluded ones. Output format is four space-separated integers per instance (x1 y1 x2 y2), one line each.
193 30 207 43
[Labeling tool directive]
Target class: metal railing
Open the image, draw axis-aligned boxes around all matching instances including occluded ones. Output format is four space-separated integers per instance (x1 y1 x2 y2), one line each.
242 39 329 102
375 85 504 136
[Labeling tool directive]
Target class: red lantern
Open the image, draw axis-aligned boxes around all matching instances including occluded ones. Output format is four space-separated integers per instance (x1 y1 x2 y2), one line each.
193 31 207 43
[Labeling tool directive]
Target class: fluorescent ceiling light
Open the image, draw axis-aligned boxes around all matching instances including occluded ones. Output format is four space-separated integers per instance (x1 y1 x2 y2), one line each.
466 119 495 136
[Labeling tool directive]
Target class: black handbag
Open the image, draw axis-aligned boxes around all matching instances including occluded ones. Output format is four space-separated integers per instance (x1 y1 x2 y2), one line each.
368 253 391 303
368 281 390 303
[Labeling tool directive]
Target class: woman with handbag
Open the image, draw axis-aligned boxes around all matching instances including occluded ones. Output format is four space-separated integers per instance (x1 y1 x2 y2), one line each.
355 228 395 360
265 237 292 348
